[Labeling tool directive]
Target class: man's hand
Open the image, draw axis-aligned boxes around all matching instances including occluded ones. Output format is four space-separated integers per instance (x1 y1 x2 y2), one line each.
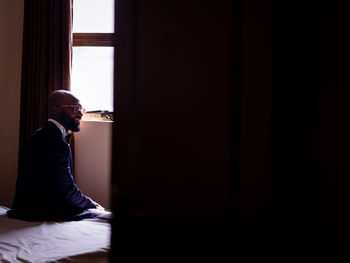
93 201 105 211
88 202 112 220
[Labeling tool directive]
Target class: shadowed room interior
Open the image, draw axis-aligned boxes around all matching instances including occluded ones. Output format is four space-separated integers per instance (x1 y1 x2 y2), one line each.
1 0 350 261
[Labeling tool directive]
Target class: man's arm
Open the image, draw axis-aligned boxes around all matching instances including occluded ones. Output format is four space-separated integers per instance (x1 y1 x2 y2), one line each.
46 145 96 210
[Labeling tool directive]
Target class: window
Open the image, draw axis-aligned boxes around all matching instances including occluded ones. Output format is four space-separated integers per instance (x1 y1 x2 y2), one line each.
72 0 115 120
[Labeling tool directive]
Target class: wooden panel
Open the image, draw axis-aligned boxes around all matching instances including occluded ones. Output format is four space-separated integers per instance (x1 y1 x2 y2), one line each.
73 33 115 46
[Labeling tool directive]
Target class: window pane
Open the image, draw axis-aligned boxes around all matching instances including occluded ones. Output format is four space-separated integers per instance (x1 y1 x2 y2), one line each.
71 47 114 112
73 0 114 33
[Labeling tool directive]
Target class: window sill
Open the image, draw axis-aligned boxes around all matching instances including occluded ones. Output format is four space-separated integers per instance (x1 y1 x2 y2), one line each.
81 118 113 123
82 112 114 122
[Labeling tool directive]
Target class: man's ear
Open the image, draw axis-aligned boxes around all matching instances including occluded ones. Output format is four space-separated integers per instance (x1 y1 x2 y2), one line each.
52 105 61 117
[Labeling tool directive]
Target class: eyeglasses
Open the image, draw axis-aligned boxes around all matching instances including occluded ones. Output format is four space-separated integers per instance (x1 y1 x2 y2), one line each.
59 104 86 113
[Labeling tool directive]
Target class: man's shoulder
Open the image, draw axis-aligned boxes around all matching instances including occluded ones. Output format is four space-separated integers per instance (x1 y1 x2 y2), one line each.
22 122 70 163
32 122 61 138
28 122 66 149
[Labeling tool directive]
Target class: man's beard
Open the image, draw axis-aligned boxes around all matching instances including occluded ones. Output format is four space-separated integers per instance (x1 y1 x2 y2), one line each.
59 111 81 132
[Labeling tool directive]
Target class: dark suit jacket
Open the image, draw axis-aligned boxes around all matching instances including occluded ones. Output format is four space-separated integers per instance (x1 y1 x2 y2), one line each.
7 121 96 221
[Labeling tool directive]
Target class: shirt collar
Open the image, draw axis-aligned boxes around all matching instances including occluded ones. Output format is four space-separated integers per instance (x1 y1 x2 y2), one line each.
48 118 69 138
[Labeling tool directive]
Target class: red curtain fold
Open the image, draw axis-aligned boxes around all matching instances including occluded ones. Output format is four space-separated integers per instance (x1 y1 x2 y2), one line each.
19 0 72 156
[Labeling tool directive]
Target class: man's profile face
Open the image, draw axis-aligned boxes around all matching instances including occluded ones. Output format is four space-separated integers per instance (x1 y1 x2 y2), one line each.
59 104 83 132
48 90 85 132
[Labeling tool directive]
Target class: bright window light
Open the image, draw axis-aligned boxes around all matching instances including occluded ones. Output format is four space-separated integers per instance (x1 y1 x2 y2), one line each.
72 47 114 112
71 0 115 113
73 0 114 33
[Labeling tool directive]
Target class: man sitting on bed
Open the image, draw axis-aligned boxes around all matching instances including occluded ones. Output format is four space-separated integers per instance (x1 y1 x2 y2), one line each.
7 90 109 221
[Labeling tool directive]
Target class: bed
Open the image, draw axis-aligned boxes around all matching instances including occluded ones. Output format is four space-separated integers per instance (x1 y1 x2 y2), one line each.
0 206 111 263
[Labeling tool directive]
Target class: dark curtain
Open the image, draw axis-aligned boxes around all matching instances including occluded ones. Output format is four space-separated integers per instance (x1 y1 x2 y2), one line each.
112 0 350 261
236 0 350 259
232 1 350 259
19 0 72 155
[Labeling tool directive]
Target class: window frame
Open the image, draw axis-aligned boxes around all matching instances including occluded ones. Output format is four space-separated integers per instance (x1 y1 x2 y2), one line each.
72 29 115 121
73 33 115 46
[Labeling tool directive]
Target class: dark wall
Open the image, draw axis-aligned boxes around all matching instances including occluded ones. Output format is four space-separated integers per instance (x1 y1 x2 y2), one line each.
112 0 234 260
112 0 350 261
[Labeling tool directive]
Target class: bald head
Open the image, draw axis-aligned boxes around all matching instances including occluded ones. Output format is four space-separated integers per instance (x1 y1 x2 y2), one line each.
48 90 79 109
48 90 80 118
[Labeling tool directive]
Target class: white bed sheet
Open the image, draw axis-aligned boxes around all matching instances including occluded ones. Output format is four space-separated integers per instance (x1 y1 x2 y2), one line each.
0 206 111 263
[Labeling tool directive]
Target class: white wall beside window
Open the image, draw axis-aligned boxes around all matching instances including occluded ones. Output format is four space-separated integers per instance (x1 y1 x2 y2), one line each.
74 120 112 209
